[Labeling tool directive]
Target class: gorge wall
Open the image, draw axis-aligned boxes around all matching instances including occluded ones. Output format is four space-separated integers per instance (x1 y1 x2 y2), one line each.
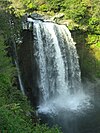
18 30 39 107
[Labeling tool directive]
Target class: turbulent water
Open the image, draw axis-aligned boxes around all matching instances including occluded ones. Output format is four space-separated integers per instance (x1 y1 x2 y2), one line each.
32 20 90 114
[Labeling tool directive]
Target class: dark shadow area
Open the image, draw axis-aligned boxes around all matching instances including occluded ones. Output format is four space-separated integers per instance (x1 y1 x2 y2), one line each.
71 29 100 81
17 30 39 108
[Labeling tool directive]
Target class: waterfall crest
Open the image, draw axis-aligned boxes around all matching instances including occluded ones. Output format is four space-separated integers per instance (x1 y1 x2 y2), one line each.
32 21 90 113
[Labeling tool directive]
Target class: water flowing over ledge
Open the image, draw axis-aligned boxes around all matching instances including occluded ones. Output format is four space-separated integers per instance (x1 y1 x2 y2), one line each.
29 20 92 114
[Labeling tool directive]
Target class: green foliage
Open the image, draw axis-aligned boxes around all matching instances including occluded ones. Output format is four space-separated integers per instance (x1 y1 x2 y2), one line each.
88 17 100 34
0 11 10 37
0 35 62 132
7 0 37 16
87 34 100 46
0 105 32 132
32 124 61 133
0 35 32 132
63 0 88 23
38 4 49 12
0 37 13 75
45 0 64 12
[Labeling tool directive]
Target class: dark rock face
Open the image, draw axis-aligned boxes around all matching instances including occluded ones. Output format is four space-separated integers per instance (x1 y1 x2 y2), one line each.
31 13 44 21
18 30 39 107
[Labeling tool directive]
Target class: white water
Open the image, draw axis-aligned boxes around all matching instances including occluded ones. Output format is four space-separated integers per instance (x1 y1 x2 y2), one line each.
34 23 49 102
13 37 25 95
33 21 91 114
15 60 25 95
45 23 67 95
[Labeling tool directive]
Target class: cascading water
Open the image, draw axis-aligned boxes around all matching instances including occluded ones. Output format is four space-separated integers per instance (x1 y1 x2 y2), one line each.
13 38 25 95
32 20 90 114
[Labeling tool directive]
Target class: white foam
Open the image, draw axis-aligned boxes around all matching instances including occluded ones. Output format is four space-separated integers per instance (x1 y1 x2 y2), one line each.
38 91 92 114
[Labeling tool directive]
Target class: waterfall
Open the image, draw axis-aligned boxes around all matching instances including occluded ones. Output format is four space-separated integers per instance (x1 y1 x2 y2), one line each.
32 21 90 114
15 60 25 95
12 36 25 95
